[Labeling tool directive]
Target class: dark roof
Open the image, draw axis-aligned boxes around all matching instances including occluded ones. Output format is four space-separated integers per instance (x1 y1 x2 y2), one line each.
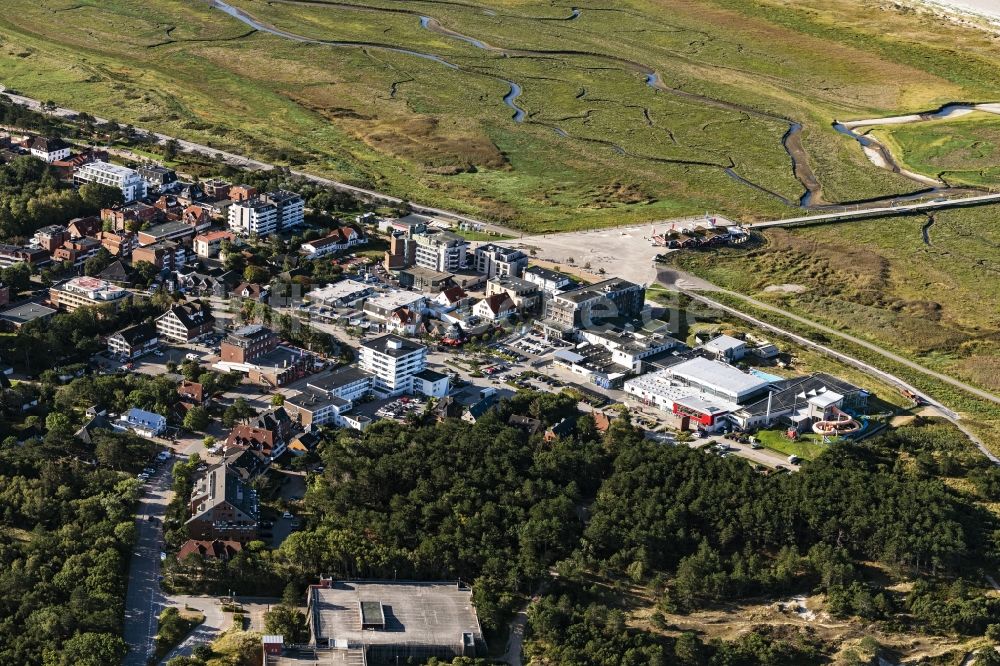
467 394 498 420
738 373 865 418
163 301 215 330
26 136 68 153
508 414 542 435
414 368 448 383
525 265 572 283
112 321 157 346
362 334 424 357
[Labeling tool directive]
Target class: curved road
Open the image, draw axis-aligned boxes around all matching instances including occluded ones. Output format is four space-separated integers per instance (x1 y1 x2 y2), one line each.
660 269 999 462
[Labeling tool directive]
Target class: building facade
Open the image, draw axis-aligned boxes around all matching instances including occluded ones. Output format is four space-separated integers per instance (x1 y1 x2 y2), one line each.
474 243 528 279
359 334 429 398
74 161 147 202
50 277 131 312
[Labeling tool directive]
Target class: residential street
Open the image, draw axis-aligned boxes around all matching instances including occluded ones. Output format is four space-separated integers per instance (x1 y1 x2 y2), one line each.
122 464 173 666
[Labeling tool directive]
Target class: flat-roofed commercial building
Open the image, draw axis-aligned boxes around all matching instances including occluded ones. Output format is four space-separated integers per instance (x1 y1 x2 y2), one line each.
305 579 484 664
667 356 770 404
50 276 131 312
0 302 55 330
307 280 373 308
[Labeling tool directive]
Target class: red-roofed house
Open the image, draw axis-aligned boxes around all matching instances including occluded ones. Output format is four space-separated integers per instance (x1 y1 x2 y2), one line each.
193 230 236 258
177 539 243 561
473 294 517 321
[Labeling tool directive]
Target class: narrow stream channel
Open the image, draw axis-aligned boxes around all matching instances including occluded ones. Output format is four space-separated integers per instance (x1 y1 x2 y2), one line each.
208 0 997 210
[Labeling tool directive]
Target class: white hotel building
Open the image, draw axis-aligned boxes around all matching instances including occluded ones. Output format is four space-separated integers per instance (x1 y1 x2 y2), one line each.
73 161 147 202
359 334 433 398
228 198 278 237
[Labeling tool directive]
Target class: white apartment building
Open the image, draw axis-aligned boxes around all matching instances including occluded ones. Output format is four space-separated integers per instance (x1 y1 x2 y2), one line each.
73 161 147 202
474 243 528 279
262 190 305 230
50 276 131 312
358 334 430 398
413 230 468 273
523 265 575 295
228 198 278 237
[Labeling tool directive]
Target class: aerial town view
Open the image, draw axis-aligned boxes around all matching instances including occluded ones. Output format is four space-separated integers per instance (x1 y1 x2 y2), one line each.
0 0 999 665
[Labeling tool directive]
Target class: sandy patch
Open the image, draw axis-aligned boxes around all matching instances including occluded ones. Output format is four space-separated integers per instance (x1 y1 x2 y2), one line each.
763 283 807 294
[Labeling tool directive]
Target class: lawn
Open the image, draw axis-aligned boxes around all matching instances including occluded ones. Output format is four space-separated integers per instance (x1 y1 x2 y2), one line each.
1 0 998 229
755 428 832 460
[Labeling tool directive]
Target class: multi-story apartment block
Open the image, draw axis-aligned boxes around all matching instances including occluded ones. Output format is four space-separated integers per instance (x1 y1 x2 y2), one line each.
50 276 131 312
73 161 147 202
32 225 70 253
413 230 468 273
523 266 575 295
156 301 215 342
96 230 137 257
229 184 258 202
544 278 646 331
228 198 277 237
186 464 259 541
359 334 430 398
474 243 528 279
486 276 541 312
0 245 50 269
53 237 102 267
137 164 177 190
220 324 279 364
107 322 159 359
137 220 196 246
132 240 186 270
262 190 304 230
101 202 160 231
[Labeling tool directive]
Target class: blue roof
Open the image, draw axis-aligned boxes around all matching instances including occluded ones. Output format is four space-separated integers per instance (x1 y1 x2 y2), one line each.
126 407 166 426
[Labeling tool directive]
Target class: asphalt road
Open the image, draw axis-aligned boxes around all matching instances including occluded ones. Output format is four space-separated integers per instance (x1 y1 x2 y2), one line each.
122 463 173 666
0 86 516 237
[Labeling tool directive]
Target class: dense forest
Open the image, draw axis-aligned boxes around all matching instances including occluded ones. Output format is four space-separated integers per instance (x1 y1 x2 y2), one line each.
0 428 154 665
264 401 1000 664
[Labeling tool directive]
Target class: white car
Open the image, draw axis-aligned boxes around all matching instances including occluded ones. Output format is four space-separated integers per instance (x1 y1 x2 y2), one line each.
185 353 200 362
153 350 164 357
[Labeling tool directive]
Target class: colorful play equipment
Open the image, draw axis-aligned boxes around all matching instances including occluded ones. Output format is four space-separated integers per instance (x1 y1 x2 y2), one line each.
812 407 862 436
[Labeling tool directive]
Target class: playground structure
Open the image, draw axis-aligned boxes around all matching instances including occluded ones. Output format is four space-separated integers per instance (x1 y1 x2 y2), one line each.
812 406 862 436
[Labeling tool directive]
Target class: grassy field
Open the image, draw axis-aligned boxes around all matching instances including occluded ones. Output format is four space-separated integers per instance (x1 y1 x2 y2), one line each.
870 112 1000 187
754 429 830 460
0 0 998 229
672 207 1000 391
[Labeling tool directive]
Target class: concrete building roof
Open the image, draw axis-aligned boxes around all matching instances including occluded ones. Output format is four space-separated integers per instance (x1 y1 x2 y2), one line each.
0 302 55 325
702 334 746 354
311 580 483 648
669 357 769 399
